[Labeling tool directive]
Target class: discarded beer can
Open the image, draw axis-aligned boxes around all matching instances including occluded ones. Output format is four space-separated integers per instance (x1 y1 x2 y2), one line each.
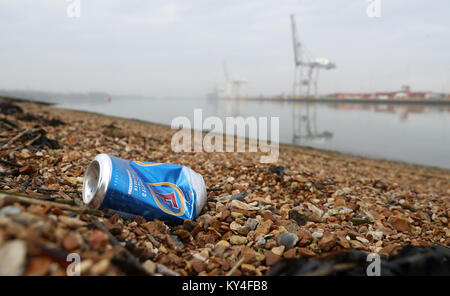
82 154 207 222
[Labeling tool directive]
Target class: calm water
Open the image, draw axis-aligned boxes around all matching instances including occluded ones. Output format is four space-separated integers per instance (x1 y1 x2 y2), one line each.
58 96 450 170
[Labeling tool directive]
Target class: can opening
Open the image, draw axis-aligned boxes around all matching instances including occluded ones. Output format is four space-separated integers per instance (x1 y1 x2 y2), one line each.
83 160 100 205
82 154 112 209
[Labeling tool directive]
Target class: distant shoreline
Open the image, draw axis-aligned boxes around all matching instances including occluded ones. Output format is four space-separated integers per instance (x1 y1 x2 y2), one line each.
0 95 55 106
225 97 450 105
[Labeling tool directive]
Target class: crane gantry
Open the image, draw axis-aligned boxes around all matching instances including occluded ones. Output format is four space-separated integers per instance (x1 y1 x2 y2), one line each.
290 14 336 98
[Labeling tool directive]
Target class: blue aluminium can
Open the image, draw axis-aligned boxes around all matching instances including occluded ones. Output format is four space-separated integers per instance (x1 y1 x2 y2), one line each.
82 154 207 222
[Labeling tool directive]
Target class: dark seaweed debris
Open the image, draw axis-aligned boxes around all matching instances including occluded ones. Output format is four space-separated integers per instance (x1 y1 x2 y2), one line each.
267 245 450 276
0 102 23 115
269 165 285 177
23 128 60 149
18 113 65 127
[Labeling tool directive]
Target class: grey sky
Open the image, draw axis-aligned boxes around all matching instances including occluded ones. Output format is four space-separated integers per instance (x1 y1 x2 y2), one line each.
0 0 449 97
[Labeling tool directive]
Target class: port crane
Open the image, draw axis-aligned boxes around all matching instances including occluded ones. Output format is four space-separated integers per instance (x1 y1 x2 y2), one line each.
290 14 336 98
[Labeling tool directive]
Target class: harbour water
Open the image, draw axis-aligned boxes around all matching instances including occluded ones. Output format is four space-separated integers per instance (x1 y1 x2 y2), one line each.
58 96 450 170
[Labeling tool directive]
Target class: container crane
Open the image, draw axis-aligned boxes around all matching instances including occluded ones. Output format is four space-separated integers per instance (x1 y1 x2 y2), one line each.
290 14 336 98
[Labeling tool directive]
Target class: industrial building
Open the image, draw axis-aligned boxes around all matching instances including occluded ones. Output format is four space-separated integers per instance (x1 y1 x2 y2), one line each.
326 85 447 101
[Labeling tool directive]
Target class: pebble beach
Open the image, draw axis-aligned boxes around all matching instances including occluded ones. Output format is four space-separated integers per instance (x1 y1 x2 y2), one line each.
0 97 449 276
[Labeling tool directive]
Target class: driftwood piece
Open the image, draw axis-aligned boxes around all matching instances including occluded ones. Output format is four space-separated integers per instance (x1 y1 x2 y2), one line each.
0 118 18 129
0 191 101 216
225 257 245 276
2 128 31 148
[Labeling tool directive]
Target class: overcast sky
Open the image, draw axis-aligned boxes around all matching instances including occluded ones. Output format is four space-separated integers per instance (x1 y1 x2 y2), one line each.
0 0 449 97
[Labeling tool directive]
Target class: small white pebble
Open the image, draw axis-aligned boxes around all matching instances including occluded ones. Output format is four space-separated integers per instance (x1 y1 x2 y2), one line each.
312 232 323 239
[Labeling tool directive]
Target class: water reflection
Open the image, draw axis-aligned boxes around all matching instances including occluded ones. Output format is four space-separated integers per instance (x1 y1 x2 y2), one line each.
329 103 450 121
292 103 333 145
223 97 242 117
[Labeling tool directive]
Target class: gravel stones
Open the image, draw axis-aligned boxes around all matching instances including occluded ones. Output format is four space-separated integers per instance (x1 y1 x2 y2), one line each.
307 204 324 219
142 260 156 275
367 230 383 241
0 205 22 218
58 216 87 228
318 232 337 251
388 216 411 233
241 246 265 263
288 210 308 225
183 219 198 232
230 200 259 212
271 246 285 256
0 240 27 276
229 235 248 245
157 264 180 276
276 232 299 249
255 236 266 247
298 247 316 258
191 259 206 273
282 221 301 234
283 248 297 259
89 229 109 249
297 230 313 246
62 232 81 252
245 218 259 230
241 263 256 275
25 256 52 276
231 191 248 201
264 251 281 266
312 231 323 239
255 220 273 237
230 221 250 235
90 259 110 276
